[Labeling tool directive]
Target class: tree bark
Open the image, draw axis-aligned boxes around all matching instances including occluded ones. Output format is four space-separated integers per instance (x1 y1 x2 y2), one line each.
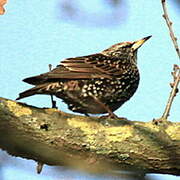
0 97 179 176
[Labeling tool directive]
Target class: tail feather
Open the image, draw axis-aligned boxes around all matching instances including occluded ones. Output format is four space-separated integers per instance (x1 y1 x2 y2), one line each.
16 84 48 100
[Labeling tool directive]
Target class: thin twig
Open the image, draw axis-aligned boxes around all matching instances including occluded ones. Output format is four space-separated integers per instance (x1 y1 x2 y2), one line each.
36 162 44 174
161 0 180 59
160 0 180 120
48 64 57 108
162 65 180 119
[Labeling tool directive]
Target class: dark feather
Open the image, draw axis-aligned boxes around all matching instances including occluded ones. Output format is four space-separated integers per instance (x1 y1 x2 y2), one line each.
16 85 43 100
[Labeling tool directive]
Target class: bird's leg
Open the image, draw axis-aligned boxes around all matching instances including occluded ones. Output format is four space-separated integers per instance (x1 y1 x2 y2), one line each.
84 113 90 117
92 96 118 119
48 64 57 109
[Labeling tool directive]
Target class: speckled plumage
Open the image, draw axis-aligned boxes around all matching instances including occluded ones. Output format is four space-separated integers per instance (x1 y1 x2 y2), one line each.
17 36 151 118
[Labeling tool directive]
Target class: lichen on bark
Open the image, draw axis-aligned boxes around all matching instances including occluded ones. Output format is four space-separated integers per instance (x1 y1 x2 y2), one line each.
0 97 180 176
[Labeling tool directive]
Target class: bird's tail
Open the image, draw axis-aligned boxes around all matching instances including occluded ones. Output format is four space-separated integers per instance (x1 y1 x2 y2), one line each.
16 84 49 100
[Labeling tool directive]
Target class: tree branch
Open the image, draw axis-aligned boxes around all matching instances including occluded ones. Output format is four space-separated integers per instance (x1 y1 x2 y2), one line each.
161 0 180 58
0 97 179 176
162 65 180 119
159 0 180 122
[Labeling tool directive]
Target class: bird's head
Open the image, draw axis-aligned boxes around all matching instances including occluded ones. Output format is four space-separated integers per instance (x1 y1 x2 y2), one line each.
102 36 152 64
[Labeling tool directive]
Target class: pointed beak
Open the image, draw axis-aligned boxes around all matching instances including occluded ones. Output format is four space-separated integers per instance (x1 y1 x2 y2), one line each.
132 35 152 50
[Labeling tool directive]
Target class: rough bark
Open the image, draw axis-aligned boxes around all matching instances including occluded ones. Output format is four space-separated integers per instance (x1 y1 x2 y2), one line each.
0 97 179 176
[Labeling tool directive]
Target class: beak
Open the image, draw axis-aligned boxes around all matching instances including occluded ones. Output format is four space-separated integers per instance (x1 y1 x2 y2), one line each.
132 36 152 50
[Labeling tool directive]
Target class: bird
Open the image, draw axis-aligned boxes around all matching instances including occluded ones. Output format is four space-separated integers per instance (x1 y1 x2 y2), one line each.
16 36 151 118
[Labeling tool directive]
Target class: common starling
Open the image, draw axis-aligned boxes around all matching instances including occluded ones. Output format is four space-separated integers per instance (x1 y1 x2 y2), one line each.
17 36 151 118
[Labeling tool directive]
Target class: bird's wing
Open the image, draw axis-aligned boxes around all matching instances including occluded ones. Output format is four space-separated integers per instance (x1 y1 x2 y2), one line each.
23 53 121 85
60 53 121 75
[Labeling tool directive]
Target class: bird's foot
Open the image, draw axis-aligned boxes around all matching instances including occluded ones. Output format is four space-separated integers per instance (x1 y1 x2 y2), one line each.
51 99 57 109
99 114 129 126
103 113 119 119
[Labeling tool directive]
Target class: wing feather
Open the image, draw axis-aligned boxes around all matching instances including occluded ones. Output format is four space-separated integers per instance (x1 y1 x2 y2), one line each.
23 53 123 85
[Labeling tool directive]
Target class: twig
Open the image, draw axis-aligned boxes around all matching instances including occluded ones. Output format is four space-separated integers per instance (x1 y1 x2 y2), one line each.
35 64 57 173
161 0 180 59
160 0 180 120
48 64 57 108
36 162 44 174
162 65 180 119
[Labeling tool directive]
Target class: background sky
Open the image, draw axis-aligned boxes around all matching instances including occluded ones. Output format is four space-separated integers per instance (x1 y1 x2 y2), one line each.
0 0 179 180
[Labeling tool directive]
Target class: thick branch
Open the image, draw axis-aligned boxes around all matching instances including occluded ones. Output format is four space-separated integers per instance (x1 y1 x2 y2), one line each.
0 97 180 176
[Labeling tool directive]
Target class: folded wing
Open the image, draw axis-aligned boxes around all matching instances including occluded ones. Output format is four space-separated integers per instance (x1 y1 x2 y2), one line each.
23 53 122 85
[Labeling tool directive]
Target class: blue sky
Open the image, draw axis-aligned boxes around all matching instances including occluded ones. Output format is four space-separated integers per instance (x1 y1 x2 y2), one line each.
0 0 179 179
